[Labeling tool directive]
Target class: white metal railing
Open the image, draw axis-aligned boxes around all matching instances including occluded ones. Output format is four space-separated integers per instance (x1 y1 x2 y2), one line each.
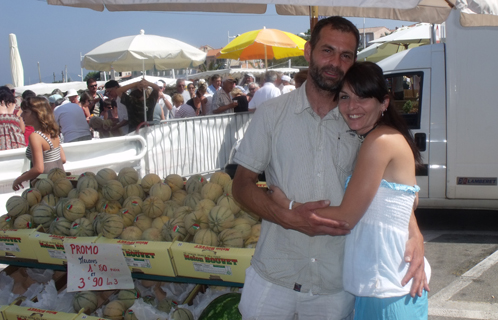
137 112 253 178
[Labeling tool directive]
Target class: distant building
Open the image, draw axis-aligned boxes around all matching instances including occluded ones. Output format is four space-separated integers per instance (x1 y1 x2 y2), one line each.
358 26 392 49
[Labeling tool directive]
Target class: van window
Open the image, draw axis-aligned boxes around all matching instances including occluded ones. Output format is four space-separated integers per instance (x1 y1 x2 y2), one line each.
384 72 423 129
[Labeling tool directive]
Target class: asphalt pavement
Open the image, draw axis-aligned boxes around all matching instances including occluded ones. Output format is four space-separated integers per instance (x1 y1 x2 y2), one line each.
416 209 498 320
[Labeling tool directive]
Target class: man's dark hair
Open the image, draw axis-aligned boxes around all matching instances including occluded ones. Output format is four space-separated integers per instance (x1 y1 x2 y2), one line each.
310 16 360 58
86 78 97 86
105 80 120 89
22 90 36 100
210 74 221 81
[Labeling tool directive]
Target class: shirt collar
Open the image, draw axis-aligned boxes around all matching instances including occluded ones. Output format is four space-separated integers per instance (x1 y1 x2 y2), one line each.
294 81 340 120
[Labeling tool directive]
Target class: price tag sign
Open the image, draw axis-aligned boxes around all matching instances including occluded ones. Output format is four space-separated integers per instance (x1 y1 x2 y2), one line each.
64 242 134 292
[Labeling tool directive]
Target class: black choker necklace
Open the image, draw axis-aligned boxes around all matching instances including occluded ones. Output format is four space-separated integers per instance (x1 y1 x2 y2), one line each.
357 125 378 142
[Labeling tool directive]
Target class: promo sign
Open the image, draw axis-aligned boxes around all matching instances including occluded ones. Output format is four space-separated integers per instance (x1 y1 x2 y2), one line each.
64 242 134 292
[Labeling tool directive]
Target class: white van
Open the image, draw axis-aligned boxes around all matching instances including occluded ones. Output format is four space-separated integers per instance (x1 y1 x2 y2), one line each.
377 9 498 209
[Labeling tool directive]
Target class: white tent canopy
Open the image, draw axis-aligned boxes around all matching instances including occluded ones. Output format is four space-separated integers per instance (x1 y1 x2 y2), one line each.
187 68 301 80
118 75 188 88
9 34 24 87
48 0 498 26
15 81 106 96
370 23 433 45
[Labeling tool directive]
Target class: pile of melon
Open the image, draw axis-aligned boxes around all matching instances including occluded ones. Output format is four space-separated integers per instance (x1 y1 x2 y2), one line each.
3 167 261 249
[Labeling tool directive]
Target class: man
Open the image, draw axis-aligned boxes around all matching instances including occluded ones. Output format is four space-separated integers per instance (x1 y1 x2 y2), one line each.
175 79 191 103
246 82 259 103
186 83 196 101
212 76 237 114
64 89 79 105
85 78 101 117
207 74 222 95
247 71 281 112
54 95 92 143
280 75 296 94
104 80 129 134
232 16 426 319
153 80 173 121
242 73 256 93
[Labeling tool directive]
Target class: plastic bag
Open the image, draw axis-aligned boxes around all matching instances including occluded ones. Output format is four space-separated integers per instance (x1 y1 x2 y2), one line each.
0 273 19 305
26 268 54 283
127 298 170 320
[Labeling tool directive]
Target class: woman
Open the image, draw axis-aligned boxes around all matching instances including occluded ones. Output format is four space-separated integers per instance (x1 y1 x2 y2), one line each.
12 97 65 190
79 92 93 122
186 84 208 116
0 87 25 150
269 62 430 320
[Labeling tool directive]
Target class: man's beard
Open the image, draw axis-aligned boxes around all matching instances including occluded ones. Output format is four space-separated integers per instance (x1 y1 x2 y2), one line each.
309 58 344 92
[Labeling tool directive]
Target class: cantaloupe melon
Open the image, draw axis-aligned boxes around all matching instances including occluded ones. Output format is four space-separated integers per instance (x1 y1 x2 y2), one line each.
123 309 138 320
55 198 69 217
102 214 125 239
122 196 143 215
208 206 235 233
47 167 66 183
141 173 161 193
0 214 14 230
118 208 137 227
6 196 29 218
217 194 241 215
124 184 145 200
156 298 177 313
142 196 164 219
223 180 233 196
183 193 202 210
171 307 194 320
171 190 188 206
185 176 203 194
141 227 163 241
99 200 122 215
162 200 180 218
151 216 170 231
73 291 98 315
49 217 72 236
164 174 184 192
21 188 42 207
201 183 223 202
103 180 125 201
184 210 209 235
62 198 86 222
118 288 140 309
96 168 118 188
14 214 33 229
133 214 152 232
148 182 172 202
53 178 74 198
195 199 216 216
70 218 95 237
218 228 244 248
120 226 143 241
236 210 260 226
32 204 56 230
118 167 139 187
92 212 107 235
161 216 187 241
173 206 193 220
77 175 99 192
35 178 54 196
78 188 99 209
103 300 126 320
232 218 253 240
209 171 232 189
42 194 58 207
67 188 80 199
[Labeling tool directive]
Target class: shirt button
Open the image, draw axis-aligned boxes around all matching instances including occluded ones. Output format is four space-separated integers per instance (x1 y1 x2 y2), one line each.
311 258 316 262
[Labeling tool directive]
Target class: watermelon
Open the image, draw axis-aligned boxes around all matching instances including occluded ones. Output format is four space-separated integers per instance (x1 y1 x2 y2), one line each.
198 293 242 320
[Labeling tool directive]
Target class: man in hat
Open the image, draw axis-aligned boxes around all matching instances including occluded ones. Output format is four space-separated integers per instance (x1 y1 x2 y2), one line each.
248 70 281 112
242 73 256 94
61 89 79 105
280 75 296 94
175 79 191 103
54 91 92 143
212 76 238 114
153 80 173 121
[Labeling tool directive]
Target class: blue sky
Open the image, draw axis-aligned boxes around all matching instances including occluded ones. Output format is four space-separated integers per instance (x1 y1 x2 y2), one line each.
1 0 415 86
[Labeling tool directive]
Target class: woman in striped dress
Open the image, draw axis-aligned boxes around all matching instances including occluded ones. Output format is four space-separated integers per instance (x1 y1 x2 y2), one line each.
12 97 65 190
0 88 25 150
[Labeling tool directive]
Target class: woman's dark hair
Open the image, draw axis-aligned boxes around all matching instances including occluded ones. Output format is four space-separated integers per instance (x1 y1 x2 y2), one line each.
0 87 16 104
22 90 36 100
338 61 422 167
79 92 92 105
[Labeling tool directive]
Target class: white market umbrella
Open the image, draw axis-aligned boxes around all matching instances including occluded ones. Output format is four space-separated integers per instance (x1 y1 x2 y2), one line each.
357 42 425 63
370 23 433 45
9 34 24 87
82 30 206 122
81 30 206 72
47 0 498 26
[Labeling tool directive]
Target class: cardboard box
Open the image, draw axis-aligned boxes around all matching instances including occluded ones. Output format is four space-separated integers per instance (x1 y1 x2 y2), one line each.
169 241 254 283
30 231 98 265
95 238 176 277
0 305 9 320
3 305 79 320
0 229 38 260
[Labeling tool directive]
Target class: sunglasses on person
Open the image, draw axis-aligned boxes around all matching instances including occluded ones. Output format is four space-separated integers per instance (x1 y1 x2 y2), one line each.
89 84 98 88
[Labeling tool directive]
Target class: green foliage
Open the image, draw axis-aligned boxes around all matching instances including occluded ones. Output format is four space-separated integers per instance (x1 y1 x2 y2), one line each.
199 61 223 72
403 100 413 113
84 71 100 81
